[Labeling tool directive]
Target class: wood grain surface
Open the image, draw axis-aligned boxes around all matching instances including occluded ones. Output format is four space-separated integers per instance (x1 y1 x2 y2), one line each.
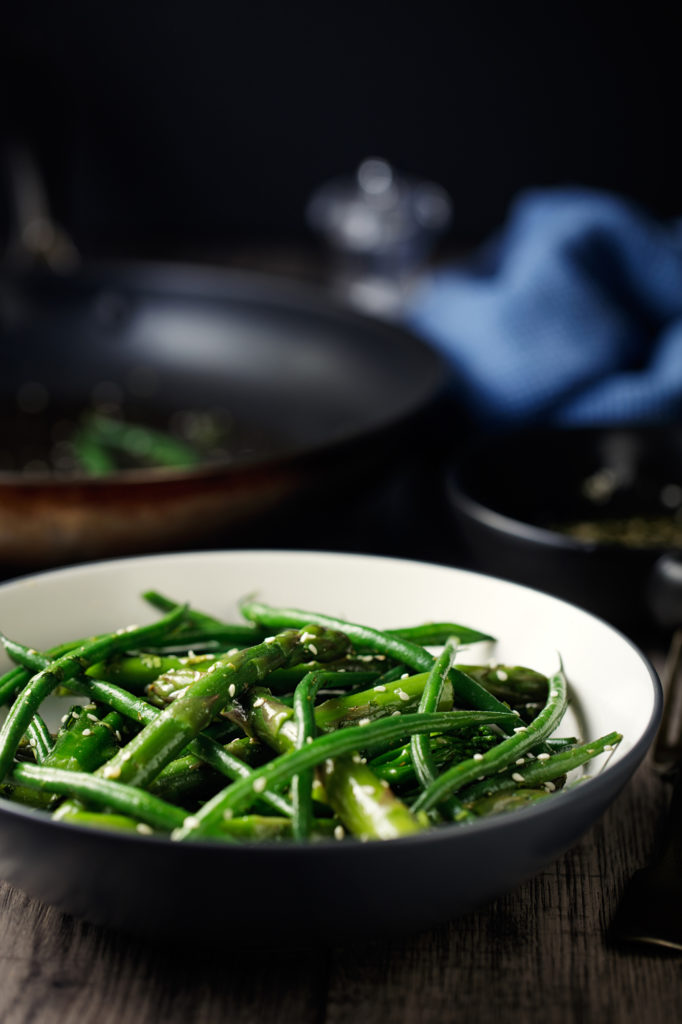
1 751 680 1024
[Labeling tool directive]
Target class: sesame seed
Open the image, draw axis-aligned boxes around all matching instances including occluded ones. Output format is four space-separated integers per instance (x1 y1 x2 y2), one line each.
183 815 201 829
512 772 525 783
228 683 236 698
515 758 526 765
496 669 508 681
102 765 121 779
358 717 371 726
473 753 484 761
81 728 92 737
604 744 614 751
513 726 527 733
308 643 318 656
306 735 314 744
400 673 409 680
544 781 556 792
537 752 550 760
264 636 276 643
396 689 410 702
87 713 99 722
223 809 234 820
391 710 402 717
29 737 36 747
252 777 267 793
60 714 69 724
253 697 265 708
136 823 153 835
374 685 387 692
550 690 559 698
334 825 345 840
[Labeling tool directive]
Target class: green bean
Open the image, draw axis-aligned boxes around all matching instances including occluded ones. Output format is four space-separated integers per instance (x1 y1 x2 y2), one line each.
26 714 53 763
388 623 494 646
458 731 623 805
79 414 202 470
411 638 459 792
13 763 192 834
411 666 569 816
0 603 188 782
291 671 325 840
240 600 510 718
171 708 516 840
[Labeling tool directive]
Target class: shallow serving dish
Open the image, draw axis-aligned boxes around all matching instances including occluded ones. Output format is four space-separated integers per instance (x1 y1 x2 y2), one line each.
0 550 661 944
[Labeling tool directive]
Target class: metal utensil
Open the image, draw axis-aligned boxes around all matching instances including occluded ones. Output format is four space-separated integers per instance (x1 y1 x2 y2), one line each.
610 770 682 950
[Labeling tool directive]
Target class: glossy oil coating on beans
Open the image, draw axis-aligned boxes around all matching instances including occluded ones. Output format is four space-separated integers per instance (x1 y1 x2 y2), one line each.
0 590 622 845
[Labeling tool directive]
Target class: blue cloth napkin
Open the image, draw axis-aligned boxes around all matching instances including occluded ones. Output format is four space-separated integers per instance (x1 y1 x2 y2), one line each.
404 188 682 428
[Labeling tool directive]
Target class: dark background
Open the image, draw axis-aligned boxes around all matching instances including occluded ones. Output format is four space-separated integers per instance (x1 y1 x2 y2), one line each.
2 0 681 262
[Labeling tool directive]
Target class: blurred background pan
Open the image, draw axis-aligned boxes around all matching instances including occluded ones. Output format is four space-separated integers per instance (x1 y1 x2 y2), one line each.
0 262 446 569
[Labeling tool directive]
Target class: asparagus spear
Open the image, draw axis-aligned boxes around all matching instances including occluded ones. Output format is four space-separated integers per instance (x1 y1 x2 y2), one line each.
231 685 425 840
90 624 350 790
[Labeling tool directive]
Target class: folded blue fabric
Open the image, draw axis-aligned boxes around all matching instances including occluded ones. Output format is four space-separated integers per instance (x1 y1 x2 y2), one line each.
404 188 682 428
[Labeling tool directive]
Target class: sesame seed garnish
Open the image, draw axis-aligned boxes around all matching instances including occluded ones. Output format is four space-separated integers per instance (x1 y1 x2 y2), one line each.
396 689 410 702
264 636 276 643
253 697 265 708
496 669 508 681
513 726 527 733
306 735 314 744
252 776 267 793
550 690 559 698
391 710 402 717
358 717 371 726
87 713 99 722
183 815 201 829
544 781 556 792
400 673 409 680
102 765 121 779
512 772 525 783
334 825 345 840
537 752 550 760
473 753 484 761
29 737 36 747
515 758 526 765
228 683 236 698
223 809 234 820
81 728 92 737
308 643 318 656
374 685 387 692
136 823 153 835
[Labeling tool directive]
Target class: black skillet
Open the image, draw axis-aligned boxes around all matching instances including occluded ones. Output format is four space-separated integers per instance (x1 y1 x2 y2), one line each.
0 262 446 568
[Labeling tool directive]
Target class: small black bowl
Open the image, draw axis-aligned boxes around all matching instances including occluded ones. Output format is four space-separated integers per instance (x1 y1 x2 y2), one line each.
445 426 682 634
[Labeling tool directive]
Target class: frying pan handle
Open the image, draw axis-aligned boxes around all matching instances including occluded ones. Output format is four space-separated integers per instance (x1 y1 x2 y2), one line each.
2 140 79 272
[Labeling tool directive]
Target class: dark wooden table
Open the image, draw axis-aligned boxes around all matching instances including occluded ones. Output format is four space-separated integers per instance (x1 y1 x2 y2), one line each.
1 715 680 1024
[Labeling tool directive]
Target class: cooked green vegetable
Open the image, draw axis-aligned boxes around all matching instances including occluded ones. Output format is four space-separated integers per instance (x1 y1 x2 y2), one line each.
0 592 621 845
